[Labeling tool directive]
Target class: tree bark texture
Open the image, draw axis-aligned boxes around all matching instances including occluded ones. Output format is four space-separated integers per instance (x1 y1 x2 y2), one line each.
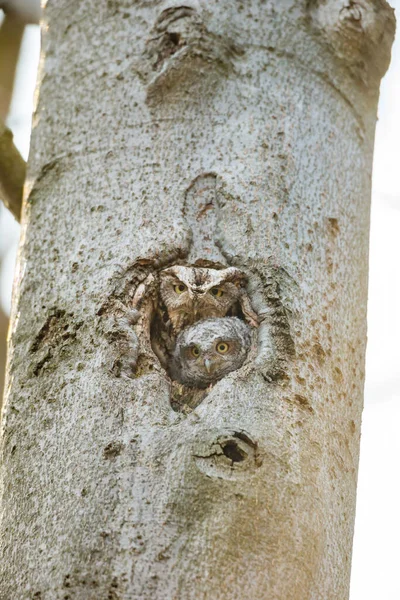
0 1 395 599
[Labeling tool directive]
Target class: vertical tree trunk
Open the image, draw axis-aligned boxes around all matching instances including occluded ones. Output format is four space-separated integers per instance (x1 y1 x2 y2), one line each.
0 2 394 599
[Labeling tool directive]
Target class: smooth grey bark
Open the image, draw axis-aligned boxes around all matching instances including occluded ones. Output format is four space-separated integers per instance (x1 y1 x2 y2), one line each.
0 1 395 599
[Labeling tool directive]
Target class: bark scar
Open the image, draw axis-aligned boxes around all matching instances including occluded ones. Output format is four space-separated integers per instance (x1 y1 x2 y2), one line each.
30 308 83 377
142 4 243 102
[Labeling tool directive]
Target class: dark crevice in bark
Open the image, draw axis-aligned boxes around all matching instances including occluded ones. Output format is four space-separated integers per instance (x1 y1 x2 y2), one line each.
193 430 263 475
220 440 246 463
103 440 124 459
30 308 83 376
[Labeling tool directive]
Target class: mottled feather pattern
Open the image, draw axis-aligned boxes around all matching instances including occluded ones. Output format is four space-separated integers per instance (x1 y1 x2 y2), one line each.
114 264 258 383
170 317 252 388
159 265 258 332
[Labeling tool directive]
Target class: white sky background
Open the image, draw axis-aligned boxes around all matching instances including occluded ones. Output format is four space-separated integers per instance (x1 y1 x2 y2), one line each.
0 9 399 598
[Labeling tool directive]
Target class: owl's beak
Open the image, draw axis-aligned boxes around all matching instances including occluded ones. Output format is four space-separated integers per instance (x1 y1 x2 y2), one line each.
204 358 212 374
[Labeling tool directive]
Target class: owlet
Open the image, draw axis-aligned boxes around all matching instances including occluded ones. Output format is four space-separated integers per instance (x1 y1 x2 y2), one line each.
170 317 252 388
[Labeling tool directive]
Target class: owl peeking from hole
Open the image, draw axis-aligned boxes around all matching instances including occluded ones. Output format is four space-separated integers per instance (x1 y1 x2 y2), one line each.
116 264 258 385
170 317 252 389
159 265 258 331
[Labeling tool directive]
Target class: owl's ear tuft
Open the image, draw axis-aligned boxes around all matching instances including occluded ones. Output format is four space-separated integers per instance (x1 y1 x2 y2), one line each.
223 267 248 287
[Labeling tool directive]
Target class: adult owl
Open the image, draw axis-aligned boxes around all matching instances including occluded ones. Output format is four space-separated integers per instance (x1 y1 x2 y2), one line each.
170 317 252 388
159 265 258 333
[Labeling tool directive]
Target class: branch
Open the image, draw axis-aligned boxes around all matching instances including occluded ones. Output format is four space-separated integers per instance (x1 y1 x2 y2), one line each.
0 14 25 119
0 121 25 220
0 2 41 220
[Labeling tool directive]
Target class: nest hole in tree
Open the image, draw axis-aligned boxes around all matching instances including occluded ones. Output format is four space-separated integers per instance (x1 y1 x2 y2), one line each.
149 285 251 377
149 286 253 412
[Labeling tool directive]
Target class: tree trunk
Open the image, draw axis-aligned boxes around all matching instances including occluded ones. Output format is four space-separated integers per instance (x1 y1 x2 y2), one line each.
0 2 394 599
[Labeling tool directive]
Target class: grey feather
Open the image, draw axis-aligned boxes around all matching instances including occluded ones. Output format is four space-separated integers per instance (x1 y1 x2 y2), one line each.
170 317 252 388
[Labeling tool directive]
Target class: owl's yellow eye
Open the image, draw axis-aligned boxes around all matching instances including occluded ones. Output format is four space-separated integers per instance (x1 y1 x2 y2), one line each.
174 284 187 294
191 346 200 358
211 287 224 298
216 342 229 354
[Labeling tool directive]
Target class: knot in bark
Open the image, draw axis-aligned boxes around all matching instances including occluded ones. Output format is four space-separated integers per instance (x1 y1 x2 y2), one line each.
309 0 396 86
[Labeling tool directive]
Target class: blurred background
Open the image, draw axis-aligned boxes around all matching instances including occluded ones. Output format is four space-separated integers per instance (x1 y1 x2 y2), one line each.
0 4 399 599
